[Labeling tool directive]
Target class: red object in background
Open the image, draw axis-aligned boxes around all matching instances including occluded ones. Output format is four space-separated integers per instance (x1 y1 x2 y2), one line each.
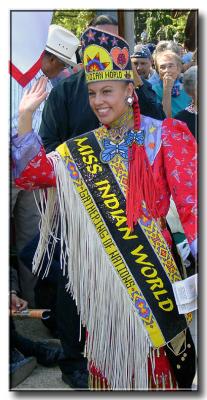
9 52 44 88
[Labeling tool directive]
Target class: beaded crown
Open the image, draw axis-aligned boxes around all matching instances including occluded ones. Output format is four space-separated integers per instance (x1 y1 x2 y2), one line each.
81 27 134 84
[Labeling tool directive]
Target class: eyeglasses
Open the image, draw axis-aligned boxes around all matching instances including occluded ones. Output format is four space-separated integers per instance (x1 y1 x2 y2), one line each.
159 63 177 70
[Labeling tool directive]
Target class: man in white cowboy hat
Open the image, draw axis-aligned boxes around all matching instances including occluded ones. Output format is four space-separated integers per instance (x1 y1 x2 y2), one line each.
43 24 80 80
45 24 79 66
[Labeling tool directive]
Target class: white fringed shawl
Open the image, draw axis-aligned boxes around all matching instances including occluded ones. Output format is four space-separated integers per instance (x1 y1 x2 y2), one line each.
33 152 151 390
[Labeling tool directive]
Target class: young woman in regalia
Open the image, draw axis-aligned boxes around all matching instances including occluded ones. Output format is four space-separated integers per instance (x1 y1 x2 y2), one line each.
12 27 197 390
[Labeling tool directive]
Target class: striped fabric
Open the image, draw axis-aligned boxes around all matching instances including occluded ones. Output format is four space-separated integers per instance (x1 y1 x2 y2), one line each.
10 70 53 133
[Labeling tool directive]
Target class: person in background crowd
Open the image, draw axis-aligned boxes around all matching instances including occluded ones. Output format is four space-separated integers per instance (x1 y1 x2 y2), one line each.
140 28 148 43
177 43 186 59
152 49 191 117
146 42 156 56
182 48 197 73
11 24 79 307
19 232 61 338
153 40 183 84
153 40 197 74
131 44 158 85
156 25 166 41
146 40 182 87
153 40 181 58
50 44 82 87
41 25 79 80
174 66 197 139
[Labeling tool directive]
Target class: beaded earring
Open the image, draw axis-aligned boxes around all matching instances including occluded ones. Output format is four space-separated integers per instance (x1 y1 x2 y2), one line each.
125 96 134 106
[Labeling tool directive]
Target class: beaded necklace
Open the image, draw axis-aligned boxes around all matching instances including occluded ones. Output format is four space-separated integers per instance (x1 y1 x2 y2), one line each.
108 107 134 142
102 92 159 229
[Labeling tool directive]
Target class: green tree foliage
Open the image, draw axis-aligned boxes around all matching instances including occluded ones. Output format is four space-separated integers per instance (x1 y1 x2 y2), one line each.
52 10 96 38
146 12 173 42
134 10 190 44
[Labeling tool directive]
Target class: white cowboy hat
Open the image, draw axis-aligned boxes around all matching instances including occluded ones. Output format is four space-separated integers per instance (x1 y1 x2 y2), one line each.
45 24 79 66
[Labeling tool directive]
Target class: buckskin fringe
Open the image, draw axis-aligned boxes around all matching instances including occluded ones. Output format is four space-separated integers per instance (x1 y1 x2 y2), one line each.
32 186 60 278
33 154 151 390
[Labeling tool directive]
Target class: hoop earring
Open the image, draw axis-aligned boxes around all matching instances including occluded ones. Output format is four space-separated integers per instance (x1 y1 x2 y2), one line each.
125 96 134 107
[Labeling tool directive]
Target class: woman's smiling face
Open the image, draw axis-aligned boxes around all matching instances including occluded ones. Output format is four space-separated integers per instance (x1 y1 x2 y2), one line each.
88 81 133 126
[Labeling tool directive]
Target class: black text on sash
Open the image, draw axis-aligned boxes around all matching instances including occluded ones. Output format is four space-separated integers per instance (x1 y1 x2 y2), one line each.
66 132 187 343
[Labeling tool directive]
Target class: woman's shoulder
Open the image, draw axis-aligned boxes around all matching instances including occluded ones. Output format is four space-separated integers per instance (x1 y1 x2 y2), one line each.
142 116 195 151
162 117 189 131
151 81 162 98
161 118 196 146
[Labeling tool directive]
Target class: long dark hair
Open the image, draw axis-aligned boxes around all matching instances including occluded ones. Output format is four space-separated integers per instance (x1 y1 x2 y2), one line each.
88 14 118 28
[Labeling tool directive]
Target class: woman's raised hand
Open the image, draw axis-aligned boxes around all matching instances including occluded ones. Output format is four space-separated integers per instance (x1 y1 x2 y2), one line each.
19 76 48 114
162 73 174 92
18 76 48 135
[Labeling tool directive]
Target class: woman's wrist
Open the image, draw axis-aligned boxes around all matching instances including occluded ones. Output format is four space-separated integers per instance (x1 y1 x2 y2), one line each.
18 111 33 135
163 82 173 92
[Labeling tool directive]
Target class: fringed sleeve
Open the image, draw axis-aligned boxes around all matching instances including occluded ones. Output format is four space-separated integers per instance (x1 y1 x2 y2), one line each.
161 118 197 256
